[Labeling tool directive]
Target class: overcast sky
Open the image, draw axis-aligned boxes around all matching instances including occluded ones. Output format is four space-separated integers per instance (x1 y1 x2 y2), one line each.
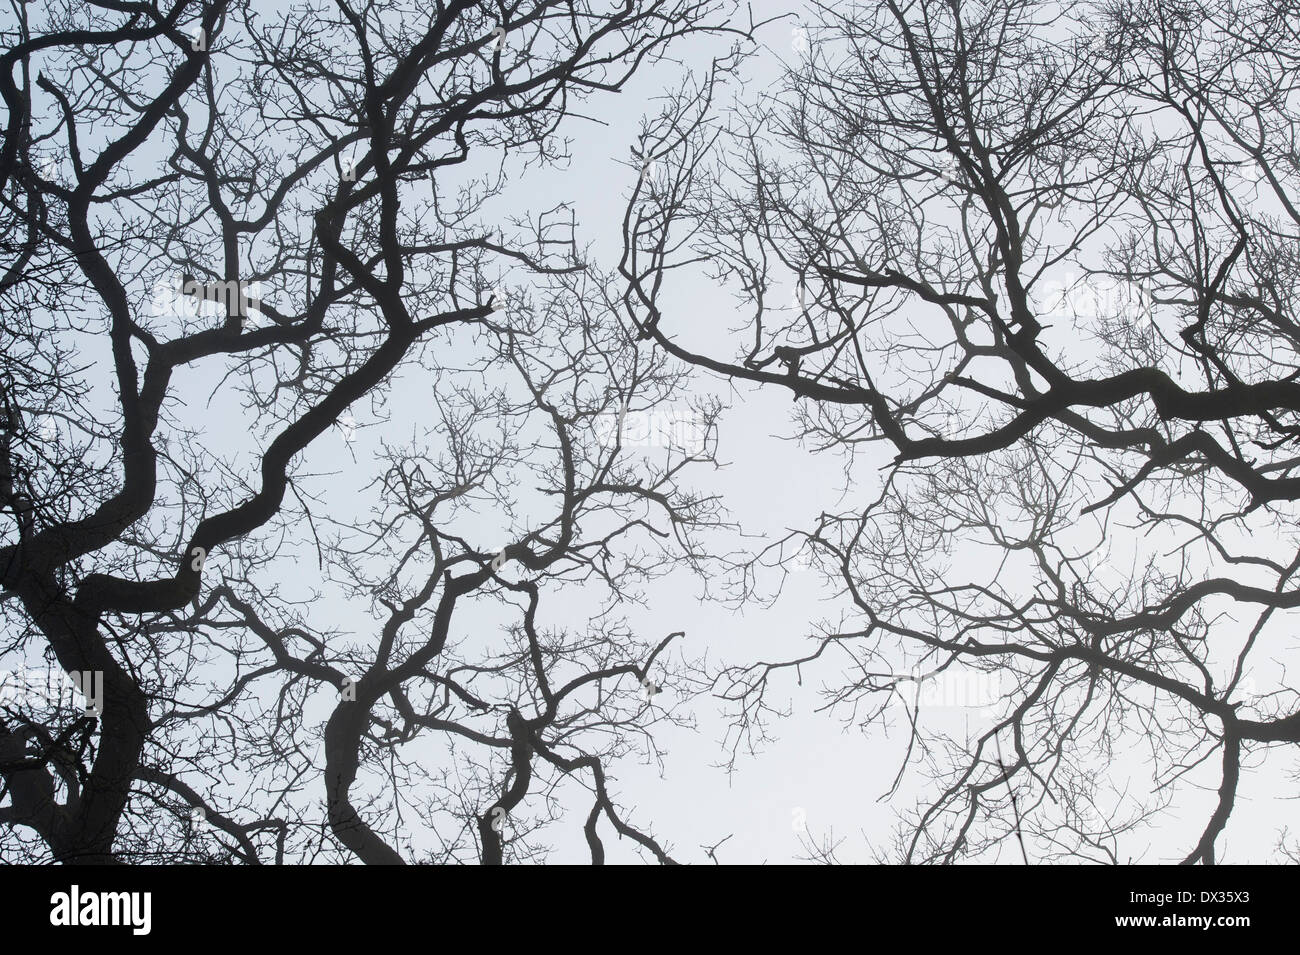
6 0 1296 865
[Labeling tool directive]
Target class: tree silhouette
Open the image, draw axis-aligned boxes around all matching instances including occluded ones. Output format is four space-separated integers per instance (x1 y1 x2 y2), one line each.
623 0 1300 863
0 0 740 864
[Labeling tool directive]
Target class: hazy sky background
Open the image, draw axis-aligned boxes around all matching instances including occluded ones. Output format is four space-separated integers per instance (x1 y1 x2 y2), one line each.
7 0 1297 864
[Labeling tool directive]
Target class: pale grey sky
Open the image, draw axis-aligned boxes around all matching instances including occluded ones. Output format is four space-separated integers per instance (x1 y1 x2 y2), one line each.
5 0 1296 865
